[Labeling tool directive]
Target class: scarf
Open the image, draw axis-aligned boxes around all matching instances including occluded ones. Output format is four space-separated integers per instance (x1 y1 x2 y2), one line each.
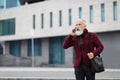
77 29 88 50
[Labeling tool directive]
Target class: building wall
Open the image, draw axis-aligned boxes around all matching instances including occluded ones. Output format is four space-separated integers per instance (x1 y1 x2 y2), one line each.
98 31 120 69
0 0 19 9
0 0 120 68
2 31 120 68
63 31 120 68
0 0 120 41
21 40 28 57
39 38 49 66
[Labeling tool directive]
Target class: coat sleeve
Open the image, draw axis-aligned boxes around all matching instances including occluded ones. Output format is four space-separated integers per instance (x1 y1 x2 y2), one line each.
62 35 73 49
91 33 104 57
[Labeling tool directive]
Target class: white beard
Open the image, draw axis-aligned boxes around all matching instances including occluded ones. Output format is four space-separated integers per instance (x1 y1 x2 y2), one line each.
75 29 84 36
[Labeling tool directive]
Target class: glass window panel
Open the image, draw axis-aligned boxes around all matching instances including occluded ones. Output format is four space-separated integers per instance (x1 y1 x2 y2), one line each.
9 19 15 34
90 5 93 23
79 7 82 19
33 15 35 29
28 39 42 56
59 10 62 26
50 12 53 27
0 21 3 35
3 20 9 35
101 3 105 22
34 39 42 56
49 37 65 64
10 40 21 57
0 0 4 9
6 0 17 8
41 13 44 29
68 9 72 25
0 18 15 36
113 1 117 21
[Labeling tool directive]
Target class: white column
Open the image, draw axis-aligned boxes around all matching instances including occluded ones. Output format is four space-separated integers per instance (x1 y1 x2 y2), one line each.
0 42 5 55
21 40 28 57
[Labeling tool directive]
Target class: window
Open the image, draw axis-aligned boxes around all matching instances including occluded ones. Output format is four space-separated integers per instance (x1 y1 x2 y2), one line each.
89 5 93 23
79 7 82 19
28 39 42 56
49 37 65 64
50 12 53 27
10 40 21 57
68 9 72 25
9 19 15 34
3 20 9 35
41 13 44 29
0 21 3 35
0 0 4 9
113 1 117 21
101 3 105 22
0 18 15 36
59 10 62 26
6 0 17 8
33 15 35 29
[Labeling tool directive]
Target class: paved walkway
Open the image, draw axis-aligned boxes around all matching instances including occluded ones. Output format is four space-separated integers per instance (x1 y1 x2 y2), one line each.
0 68 120 79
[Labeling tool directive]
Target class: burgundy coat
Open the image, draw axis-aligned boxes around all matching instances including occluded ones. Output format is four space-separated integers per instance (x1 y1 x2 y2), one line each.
62 30 104 67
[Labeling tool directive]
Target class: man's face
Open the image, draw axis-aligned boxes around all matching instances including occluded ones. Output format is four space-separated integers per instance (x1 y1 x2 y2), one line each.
75 19 86 29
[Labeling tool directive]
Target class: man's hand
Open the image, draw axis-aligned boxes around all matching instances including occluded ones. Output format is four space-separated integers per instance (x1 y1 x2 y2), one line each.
87 52 94 59
70 28 76 36
70 31 75 36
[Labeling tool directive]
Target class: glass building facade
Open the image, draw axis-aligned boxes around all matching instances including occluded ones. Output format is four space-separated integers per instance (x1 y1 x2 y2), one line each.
113 1 117 21
0 18 15 36
49 37 65 64
79 7 82 19
0 0 4 9
89 5 93 23
10 40 21 57
0 0 20 10
101 3 105 22
0 0 119 67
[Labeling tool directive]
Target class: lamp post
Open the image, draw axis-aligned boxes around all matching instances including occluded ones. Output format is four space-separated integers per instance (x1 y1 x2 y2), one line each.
31 29 34 67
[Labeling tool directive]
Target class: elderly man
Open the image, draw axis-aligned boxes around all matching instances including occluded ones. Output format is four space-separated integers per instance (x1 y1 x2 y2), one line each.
62 19 104 80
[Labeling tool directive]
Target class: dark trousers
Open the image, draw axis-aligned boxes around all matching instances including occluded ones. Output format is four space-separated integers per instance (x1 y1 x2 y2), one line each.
74 64 95 80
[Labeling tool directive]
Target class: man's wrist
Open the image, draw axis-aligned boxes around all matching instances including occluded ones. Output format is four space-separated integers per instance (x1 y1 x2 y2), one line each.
70 32 75 36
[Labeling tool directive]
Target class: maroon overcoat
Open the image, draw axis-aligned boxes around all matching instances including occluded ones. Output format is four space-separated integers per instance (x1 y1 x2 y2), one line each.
63 30 104 67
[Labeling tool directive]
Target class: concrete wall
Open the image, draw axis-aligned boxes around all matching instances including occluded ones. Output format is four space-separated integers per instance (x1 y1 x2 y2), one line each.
0 0 120 68
2 31 120 68
0 0 120 41
34 38 49 66
98 31 120 69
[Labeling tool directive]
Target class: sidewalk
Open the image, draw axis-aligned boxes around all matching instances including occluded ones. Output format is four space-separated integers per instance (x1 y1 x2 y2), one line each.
0 68 120 80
